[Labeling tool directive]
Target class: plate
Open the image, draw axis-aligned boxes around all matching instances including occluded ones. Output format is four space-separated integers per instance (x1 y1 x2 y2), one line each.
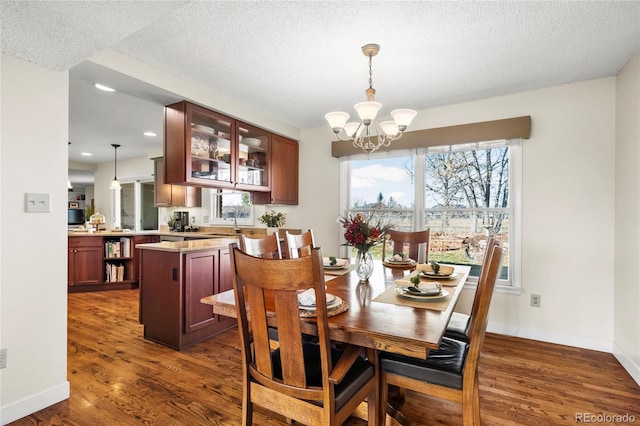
299 295 342 310
324 264 347 270
298 292 336 307
384 258 416 265
395 288 449 301
420 271 457 279
323 257 348 269
242 137 262 148
192 124 215 135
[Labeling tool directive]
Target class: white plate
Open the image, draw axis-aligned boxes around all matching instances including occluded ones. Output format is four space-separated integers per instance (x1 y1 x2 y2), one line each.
385 258 416 265
299 295 342 310
298 292 336 307
323 257 348 269
192 124 215 135
324 265 347 270
395 288 449 301
420 271 458 280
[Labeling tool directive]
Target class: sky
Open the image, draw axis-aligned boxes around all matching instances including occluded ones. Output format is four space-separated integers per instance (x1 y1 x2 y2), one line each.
350 156 414 207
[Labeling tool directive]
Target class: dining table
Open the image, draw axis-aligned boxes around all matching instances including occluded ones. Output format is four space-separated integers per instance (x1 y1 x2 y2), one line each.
201 258 471 424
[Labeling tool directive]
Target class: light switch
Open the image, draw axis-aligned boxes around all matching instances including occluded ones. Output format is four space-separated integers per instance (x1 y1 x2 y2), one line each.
25 193 52 213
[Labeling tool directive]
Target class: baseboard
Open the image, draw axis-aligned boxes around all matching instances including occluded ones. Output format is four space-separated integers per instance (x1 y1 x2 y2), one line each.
612 342 640 387
0 381 69 425
487 321 613 353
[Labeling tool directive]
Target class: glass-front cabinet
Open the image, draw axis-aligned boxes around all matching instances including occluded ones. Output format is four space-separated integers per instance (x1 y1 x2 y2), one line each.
164 101 270 191
235 121 270 191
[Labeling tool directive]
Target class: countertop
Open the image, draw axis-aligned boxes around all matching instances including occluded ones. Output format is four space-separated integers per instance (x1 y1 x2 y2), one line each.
136 237 239 253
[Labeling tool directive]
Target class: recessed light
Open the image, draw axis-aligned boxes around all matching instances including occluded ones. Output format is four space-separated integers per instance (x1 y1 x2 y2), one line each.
94 83 115 92
143 131 157 137
81 152 92 156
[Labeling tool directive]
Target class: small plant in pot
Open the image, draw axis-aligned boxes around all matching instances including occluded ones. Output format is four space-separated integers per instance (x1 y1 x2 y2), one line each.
259 210 286 228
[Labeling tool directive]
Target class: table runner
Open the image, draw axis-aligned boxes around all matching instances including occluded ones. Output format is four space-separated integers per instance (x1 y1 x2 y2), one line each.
372 285 453 311
323 264 355 276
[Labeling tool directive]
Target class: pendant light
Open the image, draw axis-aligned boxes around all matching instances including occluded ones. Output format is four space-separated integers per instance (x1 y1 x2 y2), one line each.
325 43 417 154
109 144 122 190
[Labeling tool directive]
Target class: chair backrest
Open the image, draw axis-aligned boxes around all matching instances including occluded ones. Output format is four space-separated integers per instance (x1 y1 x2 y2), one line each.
285 229 315 259
463 242 503 380
239 233 282 259
382 229 430 263
230 243 333 400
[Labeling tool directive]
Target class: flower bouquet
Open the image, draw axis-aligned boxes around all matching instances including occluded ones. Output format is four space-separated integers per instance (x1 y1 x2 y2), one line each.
338 213 392 281
259 210 287 228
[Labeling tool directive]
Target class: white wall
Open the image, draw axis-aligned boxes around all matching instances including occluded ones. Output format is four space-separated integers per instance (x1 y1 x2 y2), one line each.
0 54 70 424
298 77 618 352
614 53 640 385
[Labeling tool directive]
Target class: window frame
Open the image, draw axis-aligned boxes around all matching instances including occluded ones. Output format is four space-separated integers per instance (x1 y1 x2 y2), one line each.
207 188 255 226
340 139 522 292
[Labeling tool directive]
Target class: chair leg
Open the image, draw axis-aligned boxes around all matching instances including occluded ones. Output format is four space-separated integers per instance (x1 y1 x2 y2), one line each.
379 374 388 425
462 377 480 426
242 378 252 425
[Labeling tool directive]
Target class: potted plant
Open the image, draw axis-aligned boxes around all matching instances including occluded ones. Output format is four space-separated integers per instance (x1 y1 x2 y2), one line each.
259 210 286 234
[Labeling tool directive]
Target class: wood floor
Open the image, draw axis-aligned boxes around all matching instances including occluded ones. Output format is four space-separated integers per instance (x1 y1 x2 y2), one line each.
9 289 640 425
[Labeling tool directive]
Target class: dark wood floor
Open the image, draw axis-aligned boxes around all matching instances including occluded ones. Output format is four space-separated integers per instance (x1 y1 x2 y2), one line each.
9 289 640 425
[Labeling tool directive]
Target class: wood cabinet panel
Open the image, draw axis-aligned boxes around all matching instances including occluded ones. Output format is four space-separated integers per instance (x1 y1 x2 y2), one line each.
68 237 103 286
154 157 201 207
253 135 299 205
184 251 217 333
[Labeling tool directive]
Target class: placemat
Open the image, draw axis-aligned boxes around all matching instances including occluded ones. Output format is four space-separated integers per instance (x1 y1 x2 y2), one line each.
323 265 355 276
299 299 350 318
372 285 453 311
394 269 460 287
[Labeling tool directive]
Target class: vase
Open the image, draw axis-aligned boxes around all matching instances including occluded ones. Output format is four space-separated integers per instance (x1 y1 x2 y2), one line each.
355 249 374 282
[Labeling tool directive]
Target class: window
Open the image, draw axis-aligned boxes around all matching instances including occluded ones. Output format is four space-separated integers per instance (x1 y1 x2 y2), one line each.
341 140 521 288
207 189 254 226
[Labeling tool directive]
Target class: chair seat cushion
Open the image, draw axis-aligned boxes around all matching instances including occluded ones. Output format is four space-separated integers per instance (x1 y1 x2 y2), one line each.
272 342 374 410
380 337 468 390
445 312 470 342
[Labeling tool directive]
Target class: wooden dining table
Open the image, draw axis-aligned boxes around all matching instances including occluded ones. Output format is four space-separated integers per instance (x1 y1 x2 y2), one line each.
201 260 471 425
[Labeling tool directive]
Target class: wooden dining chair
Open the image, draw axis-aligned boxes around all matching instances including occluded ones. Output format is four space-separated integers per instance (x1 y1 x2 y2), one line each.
379 243 503 426
239 233 282 259
284 229 315 259
445 237 499 342
381 229 430 264
229 244 377 425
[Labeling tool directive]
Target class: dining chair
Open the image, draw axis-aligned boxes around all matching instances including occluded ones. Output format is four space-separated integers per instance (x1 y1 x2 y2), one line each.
229 243 377 425
381 229 430 264
238 233 282 259
379 242 503 426
284 229 315 259
445 236 499 342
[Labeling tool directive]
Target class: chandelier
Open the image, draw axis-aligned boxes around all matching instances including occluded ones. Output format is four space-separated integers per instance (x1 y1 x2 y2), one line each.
325 43 417 154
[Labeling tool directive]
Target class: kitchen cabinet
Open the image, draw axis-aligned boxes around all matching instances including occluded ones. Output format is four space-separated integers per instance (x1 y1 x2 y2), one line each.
68 236 102 286
67 234 161 292
153 157 201 207
253 134 299 205
164 101 289 193
138 243 235 350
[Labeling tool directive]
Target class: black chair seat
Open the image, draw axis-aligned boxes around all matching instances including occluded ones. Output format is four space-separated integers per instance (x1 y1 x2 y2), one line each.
272 342 374 410
445 311 470 342
380 337 468 390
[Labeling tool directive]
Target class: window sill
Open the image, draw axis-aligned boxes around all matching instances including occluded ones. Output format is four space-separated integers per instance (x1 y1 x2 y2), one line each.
463 281 524 295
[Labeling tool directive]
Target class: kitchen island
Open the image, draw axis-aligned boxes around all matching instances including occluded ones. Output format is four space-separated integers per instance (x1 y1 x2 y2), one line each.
136 238 238 350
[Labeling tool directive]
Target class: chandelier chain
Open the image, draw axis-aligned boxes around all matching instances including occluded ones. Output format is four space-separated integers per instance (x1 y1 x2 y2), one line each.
368 53 373 90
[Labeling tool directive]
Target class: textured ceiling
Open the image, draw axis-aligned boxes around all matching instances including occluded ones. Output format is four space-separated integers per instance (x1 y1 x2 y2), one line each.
1 1 639 177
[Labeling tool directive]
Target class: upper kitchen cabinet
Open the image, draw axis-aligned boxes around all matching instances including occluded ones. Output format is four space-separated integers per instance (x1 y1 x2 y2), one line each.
165 101 236 189
253 135 299 205
164 100 298 203
235 121 270 192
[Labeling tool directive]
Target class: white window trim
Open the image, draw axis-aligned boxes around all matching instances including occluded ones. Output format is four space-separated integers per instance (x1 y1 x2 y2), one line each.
339 140 523 294
207 189 255 226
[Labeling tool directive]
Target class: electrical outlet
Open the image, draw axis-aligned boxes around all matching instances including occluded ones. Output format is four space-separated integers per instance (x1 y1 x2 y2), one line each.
531 294 541 307
0 348 6 369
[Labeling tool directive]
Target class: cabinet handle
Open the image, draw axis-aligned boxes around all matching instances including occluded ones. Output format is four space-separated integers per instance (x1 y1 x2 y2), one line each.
172 268 178 281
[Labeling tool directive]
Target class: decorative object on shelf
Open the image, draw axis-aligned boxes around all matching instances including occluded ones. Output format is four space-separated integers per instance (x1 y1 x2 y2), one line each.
258 210 286 228
325 43 417 154
67 179 73 189
69 202 79 208
338 213 392 281
109 144 122 190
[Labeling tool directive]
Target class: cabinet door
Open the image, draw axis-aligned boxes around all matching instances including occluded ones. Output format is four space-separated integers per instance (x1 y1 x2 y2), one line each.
254 135 299 205
235 121 270 192
165 101 235 189
73 246 103 285
184 250 218 333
